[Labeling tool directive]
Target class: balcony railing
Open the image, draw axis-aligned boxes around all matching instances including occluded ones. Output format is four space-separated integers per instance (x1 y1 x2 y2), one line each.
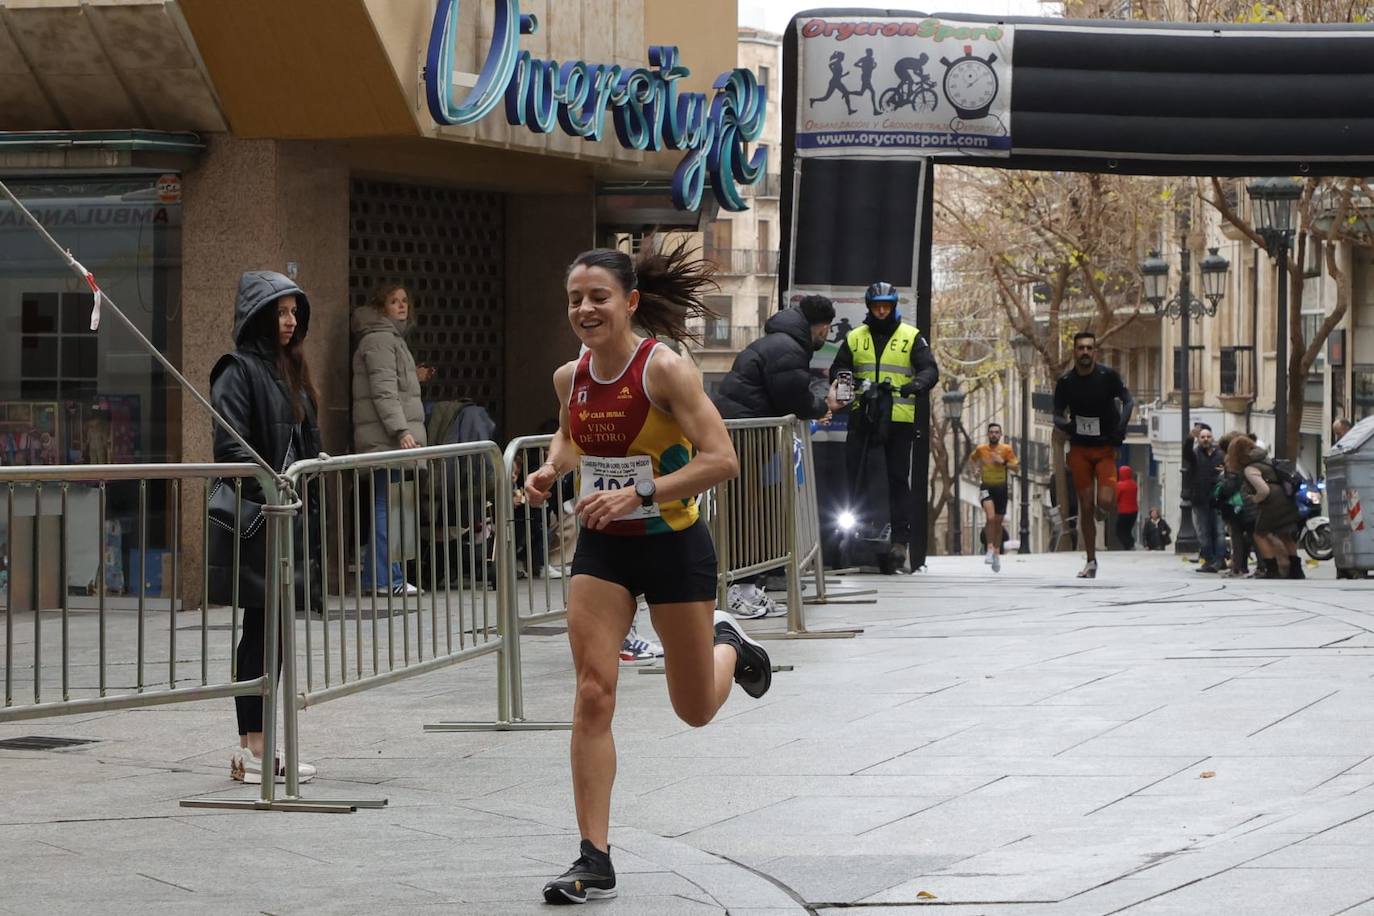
689 324 760 352
706 248 780 276
1220 345 1255 397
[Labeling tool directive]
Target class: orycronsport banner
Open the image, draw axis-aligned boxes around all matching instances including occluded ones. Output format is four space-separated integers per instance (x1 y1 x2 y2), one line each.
796 16 1013 157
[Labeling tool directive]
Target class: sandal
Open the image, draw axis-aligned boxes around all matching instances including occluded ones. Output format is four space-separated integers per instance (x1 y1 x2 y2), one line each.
1077 560 1098 579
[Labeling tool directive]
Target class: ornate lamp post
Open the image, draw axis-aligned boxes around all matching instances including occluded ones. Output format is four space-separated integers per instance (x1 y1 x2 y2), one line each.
942 388 966 555
1139 244 1230 555
1246 176 1302 460
1011 334 1036 554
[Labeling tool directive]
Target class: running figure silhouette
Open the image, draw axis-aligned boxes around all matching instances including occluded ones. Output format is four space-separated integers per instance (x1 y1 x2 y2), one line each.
854 48 880 116
809 51 857 115
880 54 939 114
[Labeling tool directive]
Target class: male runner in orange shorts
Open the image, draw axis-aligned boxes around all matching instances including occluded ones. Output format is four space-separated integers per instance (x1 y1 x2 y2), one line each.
1052 331 1134 578
968 422 1018 573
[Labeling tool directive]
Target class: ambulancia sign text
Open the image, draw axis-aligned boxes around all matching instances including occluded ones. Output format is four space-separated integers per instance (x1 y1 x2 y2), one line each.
424 0 768 212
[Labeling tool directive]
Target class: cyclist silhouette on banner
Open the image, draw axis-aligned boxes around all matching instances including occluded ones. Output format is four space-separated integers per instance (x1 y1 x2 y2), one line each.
854 48 881 116
809 50 857 115
881 54 939 114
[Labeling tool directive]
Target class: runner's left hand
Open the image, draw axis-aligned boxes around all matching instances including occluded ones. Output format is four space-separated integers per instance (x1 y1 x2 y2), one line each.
576 487 643 530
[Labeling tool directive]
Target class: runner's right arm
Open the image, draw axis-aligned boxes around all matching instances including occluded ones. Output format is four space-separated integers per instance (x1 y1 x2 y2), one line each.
1052 375 1073 436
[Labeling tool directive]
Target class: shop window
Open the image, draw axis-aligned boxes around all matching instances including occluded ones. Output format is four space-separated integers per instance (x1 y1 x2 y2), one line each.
1 175 179 467
1354 367 1374 421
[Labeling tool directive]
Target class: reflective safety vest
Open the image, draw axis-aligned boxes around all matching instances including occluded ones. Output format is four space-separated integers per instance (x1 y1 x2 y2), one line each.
848 323 919 423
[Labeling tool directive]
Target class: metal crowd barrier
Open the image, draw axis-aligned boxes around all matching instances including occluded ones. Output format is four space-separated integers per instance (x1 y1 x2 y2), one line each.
715 417 858 639
2 423 855 815
792 419 827 603
0 463 297 808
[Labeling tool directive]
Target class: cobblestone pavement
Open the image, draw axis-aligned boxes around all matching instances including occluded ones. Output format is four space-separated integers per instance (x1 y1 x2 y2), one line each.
3 551 1373 915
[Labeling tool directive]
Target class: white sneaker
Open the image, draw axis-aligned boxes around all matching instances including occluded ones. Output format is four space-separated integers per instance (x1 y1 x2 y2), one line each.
757 592 787 617
985 549 994 565
623 628 664 659
991 553 1001 573
234 747 317 785
375 582 423 597
727 584 767 620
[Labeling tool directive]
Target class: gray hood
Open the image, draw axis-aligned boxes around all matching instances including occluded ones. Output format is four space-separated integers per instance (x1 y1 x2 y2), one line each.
233 270 310 351
351 305 409 343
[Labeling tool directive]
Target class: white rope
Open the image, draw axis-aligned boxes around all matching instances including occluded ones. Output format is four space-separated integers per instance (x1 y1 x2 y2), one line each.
0 179 279 480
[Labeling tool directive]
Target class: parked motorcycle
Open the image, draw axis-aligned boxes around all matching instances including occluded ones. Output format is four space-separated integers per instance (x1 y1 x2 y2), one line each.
1297 478 1333 561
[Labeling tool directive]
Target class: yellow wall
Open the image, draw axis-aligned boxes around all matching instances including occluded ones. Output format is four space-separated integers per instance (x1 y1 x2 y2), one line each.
646 0 740 97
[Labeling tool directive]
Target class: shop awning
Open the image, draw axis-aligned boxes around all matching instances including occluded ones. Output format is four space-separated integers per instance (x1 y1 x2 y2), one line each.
0 130 205 172
0 1 227 132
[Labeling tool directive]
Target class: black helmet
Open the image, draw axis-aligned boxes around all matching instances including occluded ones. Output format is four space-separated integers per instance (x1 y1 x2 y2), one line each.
865 281 899 308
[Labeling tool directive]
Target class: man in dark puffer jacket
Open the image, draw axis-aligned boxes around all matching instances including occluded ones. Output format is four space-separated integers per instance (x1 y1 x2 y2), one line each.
713 295 841 617
714 295 841 422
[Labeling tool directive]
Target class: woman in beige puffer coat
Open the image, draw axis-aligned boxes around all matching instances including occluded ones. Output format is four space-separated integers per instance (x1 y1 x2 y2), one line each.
352 284 427 595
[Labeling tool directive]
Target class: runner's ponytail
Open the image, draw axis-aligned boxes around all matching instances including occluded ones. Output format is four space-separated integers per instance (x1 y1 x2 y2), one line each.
568 236 718 345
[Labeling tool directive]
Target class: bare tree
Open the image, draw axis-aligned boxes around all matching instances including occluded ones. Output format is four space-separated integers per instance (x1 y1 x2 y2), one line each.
934 167 1167 526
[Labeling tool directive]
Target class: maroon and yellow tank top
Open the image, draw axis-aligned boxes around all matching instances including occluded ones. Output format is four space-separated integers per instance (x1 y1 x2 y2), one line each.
568 338 697 536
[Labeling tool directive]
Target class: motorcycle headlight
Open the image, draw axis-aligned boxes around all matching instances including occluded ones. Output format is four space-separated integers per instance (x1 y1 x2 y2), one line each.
1306 491 1322 505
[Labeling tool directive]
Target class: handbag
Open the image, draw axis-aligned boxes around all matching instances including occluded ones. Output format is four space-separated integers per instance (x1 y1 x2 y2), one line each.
208 478 323 612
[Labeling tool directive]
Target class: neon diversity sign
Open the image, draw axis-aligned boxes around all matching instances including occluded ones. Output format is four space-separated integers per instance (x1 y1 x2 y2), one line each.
424 0 768 211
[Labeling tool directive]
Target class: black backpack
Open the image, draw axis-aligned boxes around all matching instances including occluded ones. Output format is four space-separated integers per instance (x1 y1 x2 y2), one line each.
1268 458 1303 499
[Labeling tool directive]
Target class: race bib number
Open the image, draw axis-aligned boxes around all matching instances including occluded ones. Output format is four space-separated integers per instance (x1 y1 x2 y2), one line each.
1075 416 1102 437
579 455 660 521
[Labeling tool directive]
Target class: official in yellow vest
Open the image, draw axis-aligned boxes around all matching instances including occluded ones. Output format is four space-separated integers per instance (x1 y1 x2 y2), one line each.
828 281 940 572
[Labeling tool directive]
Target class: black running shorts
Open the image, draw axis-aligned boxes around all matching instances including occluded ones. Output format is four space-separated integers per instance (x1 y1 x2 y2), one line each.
979 484 1009 516
572 520 718 604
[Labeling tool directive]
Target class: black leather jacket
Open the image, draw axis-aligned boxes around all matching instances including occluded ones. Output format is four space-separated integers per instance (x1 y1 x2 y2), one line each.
207 271 322 610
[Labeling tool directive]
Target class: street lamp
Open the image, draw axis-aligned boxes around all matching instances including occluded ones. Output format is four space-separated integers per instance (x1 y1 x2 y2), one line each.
1247 176 1302 460
1011 334 1037 554
1139 243 1231 555
942 388 966 555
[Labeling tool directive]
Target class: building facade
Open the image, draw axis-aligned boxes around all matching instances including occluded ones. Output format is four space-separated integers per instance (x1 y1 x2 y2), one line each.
0 0 744 599
691 26 783 391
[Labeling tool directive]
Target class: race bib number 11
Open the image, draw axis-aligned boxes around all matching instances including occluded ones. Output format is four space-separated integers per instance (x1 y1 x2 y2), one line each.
1075 416 1101 437
579 455 660 521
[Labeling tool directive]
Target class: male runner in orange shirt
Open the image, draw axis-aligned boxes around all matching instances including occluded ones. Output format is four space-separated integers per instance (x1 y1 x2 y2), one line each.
968 422 1019 572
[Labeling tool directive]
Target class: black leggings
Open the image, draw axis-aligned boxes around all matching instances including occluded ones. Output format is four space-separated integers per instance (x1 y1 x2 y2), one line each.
234 606 283 735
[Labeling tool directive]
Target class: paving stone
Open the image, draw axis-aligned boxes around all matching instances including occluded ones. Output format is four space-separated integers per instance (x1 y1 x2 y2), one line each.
4 553 1373 913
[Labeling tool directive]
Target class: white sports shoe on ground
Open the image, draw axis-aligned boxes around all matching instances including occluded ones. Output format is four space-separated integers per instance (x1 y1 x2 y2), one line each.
727 584 768 619
233 747 317 785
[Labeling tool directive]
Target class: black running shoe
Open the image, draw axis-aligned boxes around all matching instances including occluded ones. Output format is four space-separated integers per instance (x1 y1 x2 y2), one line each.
543 840 616 904
713 610 773 698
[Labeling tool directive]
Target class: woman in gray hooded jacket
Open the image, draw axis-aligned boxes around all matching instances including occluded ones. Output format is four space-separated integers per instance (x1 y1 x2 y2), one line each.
352 284 428 595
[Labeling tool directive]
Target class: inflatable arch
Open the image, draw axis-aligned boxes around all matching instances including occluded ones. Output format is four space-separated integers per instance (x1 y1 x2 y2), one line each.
779 10 1374 568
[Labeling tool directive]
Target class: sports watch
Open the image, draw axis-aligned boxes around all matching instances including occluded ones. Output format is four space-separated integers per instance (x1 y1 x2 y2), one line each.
634 478 657 507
